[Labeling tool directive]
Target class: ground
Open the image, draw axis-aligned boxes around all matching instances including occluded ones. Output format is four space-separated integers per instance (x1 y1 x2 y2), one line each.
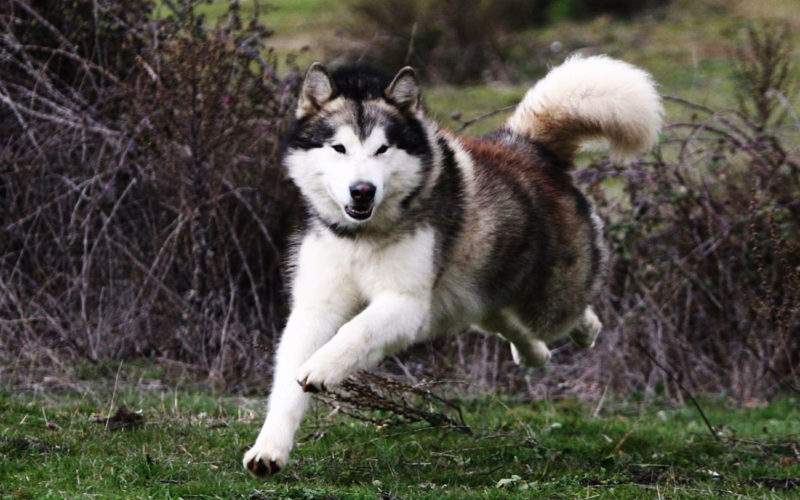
1 369 798 499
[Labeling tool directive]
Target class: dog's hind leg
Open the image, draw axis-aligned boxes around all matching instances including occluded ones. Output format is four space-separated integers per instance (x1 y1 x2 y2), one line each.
569 306 602 349
479 310 551 368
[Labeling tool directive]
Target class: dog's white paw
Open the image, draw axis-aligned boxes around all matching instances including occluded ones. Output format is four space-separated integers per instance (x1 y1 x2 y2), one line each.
243 440 288 478
570 307 602 349
296 353 347 393
510 343 522 365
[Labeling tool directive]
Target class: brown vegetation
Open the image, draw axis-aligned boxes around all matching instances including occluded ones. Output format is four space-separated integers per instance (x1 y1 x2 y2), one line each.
1 1 797 402
0 0 301 389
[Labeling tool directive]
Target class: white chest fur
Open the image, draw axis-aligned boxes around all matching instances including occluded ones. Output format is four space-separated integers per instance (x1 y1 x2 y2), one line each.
297 226 437 303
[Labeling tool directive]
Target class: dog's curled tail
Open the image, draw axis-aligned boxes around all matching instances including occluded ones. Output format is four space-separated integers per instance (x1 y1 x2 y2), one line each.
506 55 663 160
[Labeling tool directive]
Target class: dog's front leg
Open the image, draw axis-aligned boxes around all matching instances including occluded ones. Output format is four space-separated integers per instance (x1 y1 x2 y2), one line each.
243 237 358 477
243 309 343 476
297 291 430 392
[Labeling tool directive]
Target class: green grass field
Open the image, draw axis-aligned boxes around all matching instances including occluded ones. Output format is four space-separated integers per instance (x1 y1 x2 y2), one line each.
1 375 798 499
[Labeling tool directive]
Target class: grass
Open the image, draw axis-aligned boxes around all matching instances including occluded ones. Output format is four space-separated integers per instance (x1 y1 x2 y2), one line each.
1 369 798 499
425 84 529 135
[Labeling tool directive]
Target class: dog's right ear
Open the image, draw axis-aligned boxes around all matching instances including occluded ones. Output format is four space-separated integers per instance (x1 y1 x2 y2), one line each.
297 62 335 118
385 66 420 113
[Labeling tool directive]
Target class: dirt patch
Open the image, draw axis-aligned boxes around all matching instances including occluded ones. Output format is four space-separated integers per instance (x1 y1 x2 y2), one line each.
92 406 145 431
747 478 800 490
0 436 60 455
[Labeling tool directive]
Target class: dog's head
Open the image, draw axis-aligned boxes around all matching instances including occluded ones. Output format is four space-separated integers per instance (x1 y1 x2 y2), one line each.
284 63 433 232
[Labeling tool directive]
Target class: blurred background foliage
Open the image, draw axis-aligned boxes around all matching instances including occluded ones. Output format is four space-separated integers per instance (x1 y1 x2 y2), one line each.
343 0 670 82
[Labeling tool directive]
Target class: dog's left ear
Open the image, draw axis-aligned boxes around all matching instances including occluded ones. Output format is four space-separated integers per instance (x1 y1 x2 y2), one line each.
297 62 336 118
385 67 420 112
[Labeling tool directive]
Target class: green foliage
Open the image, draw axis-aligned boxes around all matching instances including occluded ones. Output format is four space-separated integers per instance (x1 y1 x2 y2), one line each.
548 0 669 22
733 23 796 130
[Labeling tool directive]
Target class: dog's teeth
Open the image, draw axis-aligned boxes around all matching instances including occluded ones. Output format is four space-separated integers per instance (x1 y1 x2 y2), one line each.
344 205 373 220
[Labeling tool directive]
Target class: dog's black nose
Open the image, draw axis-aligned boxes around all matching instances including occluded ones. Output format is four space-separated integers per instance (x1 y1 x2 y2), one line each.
349 182 376 203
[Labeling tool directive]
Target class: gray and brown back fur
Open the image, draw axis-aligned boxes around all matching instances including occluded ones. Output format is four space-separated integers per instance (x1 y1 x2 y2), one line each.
437 130 606 345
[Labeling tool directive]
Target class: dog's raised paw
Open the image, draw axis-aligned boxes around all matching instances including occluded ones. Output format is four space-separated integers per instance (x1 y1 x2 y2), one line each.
570 307 602 349
509 338 551 368
297 375 325 393
297 354 346 393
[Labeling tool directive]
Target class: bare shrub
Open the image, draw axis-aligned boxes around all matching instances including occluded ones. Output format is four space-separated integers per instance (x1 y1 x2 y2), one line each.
0 0 300 389
314 372 471 434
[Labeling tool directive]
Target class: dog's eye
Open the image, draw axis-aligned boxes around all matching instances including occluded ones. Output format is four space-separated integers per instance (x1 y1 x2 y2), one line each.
375 144 389 155
332 144 346 154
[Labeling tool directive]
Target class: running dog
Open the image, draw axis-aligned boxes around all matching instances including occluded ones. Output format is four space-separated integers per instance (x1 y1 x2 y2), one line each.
244 55 663 476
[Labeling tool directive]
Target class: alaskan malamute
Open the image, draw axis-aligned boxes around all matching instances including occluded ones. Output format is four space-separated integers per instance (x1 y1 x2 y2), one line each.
244 55 663 476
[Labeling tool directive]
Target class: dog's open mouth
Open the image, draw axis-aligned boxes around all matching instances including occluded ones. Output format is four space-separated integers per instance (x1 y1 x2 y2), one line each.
344 204 373 221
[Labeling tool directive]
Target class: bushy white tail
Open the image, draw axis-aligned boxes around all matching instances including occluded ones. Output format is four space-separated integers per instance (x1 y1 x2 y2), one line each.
506 55 663 159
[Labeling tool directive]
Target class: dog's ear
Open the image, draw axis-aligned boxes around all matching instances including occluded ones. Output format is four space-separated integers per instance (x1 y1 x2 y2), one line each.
297 62 335 118
385 67 420 112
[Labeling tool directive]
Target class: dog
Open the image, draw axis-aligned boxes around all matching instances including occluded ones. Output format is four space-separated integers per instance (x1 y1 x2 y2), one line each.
243 55 663 477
